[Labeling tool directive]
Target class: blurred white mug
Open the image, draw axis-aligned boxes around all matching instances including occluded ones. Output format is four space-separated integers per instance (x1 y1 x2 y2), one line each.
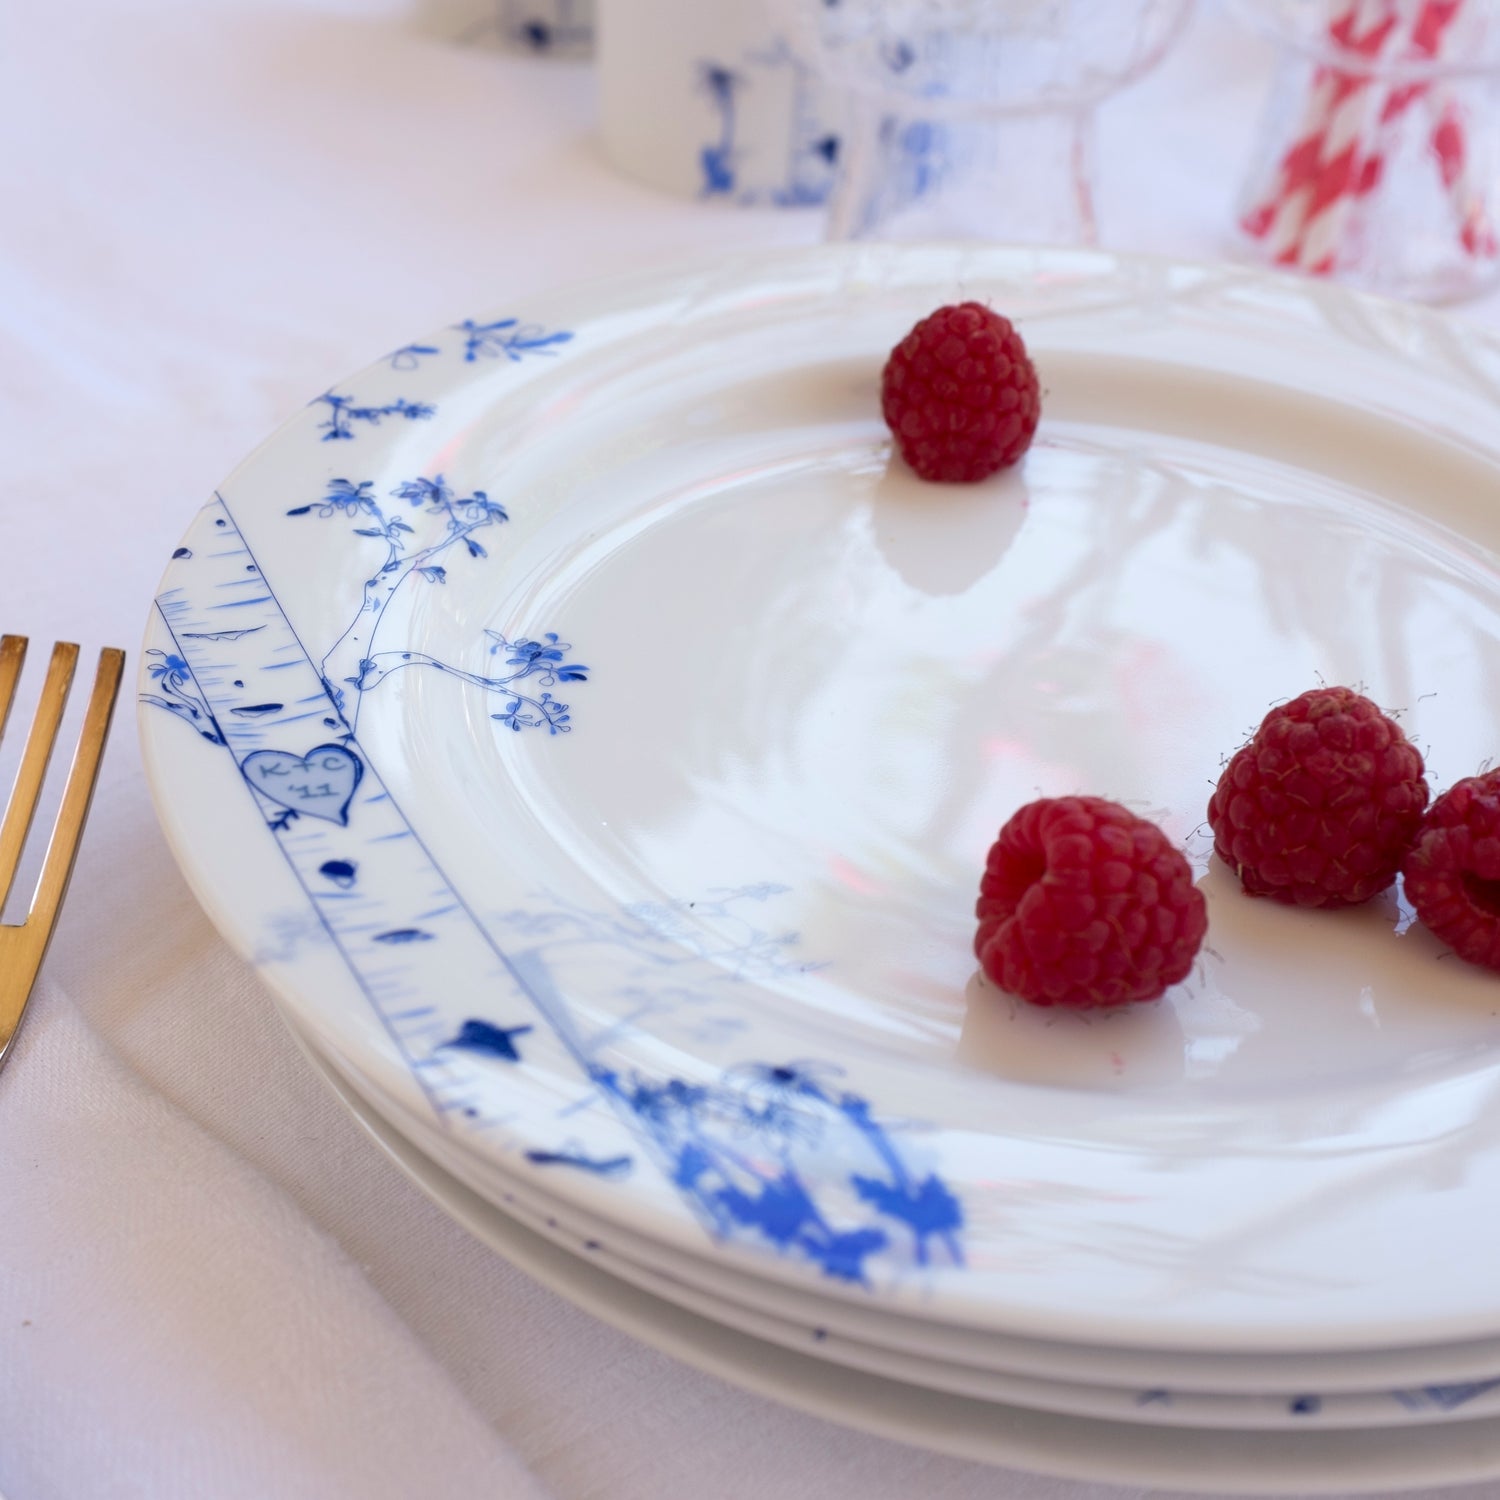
597 0 842 204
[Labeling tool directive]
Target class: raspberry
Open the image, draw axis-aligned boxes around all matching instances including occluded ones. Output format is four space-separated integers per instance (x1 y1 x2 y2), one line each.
880 302 1040 483
1402 771 1500 972
975 796 1207 1009
1207 687 1428 908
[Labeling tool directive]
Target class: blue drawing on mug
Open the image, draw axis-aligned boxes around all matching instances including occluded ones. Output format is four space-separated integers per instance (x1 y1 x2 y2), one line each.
319 859 358 888
1288 1395 1322 1416
896 120 945 199
314 392 435 442
141 650 225 745
697 63 743 196
241 743 364 829
698 40 839 208
762 37 840 208
452 317 573 363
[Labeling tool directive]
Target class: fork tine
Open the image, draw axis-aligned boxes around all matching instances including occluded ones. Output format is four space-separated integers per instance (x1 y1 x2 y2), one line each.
0 641 78 912
0 635 27 743
27 648 124 930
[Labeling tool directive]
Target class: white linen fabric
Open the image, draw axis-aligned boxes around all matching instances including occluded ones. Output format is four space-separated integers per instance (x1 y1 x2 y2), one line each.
3 3 1499 1498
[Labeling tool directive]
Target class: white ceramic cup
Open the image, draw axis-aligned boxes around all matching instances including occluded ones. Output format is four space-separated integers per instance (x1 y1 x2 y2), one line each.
597 0 841 205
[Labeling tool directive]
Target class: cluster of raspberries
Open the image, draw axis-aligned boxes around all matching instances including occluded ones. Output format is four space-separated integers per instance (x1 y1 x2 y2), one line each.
877 305 1499 1008
975 688 1500 1010
1208 686 1500 973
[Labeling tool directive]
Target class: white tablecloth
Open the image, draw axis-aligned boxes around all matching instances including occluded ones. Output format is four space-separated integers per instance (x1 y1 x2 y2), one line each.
3 4 1498 1498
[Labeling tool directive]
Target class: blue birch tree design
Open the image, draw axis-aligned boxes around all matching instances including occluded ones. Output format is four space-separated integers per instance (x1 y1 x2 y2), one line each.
445 889 965 1285
284 476 588 734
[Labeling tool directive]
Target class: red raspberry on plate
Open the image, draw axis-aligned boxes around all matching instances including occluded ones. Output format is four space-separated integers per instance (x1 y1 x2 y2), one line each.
975 796 1207 1009
1402 771 1500 972
880 301 1040 483
1207 686 1428 908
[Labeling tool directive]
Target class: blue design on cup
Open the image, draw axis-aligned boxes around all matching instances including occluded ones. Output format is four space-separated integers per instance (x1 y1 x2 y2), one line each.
698 63 743 196
696 42 840 208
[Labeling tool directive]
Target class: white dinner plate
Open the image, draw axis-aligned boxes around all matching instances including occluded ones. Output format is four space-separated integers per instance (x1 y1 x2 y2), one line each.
140 243 1500 1353
328 1013 1500 1414
287 1006 1500 1493
310 1009 1500 1432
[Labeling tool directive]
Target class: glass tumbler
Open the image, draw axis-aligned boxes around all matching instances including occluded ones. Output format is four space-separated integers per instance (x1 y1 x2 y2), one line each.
1233 0 1500 302
769 0 1195 244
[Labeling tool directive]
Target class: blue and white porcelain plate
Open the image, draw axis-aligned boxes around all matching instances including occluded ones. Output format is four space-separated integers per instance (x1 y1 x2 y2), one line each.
295 1008 1500 1470
140 244 1500 1352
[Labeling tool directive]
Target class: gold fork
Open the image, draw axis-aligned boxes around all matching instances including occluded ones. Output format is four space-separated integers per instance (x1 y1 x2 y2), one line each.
0 637 124 1072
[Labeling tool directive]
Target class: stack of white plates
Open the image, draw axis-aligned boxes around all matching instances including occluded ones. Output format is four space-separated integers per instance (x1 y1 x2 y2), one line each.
140 244 1500 1493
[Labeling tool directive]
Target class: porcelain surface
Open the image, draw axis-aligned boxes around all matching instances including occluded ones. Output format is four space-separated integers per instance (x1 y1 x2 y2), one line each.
291 1010 1500 1492
140 244 1500 1350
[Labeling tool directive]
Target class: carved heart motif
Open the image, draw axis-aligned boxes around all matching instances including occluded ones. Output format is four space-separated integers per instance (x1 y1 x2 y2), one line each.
240 743 363 826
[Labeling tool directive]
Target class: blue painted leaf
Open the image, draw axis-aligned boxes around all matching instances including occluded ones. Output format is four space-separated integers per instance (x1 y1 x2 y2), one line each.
851 1172 964 1248
672 1142 714 1190
442 1018 534 1061
804 1227 887 1283
717 1171 819 1249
